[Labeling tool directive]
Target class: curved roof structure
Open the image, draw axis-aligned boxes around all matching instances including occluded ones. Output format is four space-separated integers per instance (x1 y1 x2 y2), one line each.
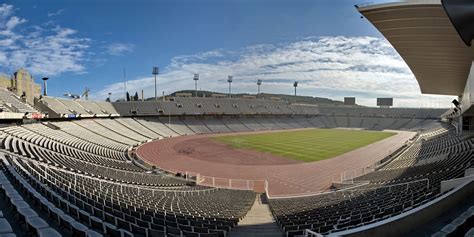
357 0 474 96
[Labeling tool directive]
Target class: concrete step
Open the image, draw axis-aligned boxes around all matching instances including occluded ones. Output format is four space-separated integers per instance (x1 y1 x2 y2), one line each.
230 194 282 237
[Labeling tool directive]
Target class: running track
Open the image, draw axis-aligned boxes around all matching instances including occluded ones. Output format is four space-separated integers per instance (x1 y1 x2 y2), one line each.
137 129 415 196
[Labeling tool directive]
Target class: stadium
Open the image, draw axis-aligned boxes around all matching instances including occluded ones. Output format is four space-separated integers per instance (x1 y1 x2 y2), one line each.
0 0 473 237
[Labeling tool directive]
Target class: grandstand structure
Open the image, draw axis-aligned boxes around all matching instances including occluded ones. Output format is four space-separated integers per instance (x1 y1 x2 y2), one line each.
0 90 471 236
0 89 471 237
0 0 471 236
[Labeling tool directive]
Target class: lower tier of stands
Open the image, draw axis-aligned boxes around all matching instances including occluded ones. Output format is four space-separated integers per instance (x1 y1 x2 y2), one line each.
268 126 474 236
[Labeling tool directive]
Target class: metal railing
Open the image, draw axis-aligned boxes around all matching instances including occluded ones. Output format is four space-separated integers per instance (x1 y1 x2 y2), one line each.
304 229 324 237
197 174 267 192
267 178 429 200
267 181 370 200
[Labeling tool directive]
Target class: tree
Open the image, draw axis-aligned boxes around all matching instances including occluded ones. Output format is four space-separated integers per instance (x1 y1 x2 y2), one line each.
134 92 139 101
126 92 130 101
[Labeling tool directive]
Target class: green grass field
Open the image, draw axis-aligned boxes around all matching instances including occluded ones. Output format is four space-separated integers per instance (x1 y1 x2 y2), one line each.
212 129 396 162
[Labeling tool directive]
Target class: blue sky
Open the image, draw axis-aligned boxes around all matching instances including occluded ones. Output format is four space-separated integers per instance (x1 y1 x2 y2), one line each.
0 0 454 107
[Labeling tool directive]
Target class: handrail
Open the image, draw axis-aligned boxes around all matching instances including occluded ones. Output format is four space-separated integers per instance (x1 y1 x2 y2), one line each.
348 178 430 193
304 229 324 237
197 174 267 191
267 178 429 200
267 181 370 199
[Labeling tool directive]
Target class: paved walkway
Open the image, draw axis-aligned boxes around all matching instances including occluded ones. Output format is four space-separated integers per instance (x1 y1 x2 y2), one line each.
230 195 282 237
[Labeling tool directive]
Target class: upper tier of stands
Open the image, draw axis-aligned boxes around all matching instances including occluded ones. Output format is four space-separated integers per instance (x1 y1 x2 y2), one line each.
0 88 449 122
112 98 446 118
0 89 37 114
0 89 40 120
35 97 119 118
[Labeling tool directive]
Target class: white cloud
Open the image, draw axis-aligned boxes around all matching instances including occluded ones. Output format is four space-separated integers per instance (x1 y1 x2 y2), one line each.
5 16 26 30
0 4 13 19
16 27 90 76
104 43 134 56
92 36 454 108
47 9 65 17
0 4 90 76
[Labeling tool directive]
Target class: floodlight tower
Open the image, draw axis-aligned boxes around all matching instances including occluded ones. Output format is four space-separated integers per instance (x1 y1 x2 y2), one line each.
257 79 262 95
227 75 233 98
193 74 199 97
42 77 49 96
293 81 298 97
152 67 159 101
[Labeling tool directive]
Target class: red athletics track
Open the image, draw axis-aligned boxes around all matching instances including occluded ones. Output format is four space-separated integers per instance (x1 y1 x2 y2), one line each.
136 128 415 196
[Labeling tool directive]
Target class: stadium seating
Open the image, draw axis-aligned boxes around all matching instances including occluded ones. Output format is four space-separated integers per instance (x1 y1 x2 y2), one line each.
112 98 446 118
0 94 467 236
2 154 255 237
268 126 474 236
184 119 213 134
36 97 119 118
0 118 260 236
0 89 37 114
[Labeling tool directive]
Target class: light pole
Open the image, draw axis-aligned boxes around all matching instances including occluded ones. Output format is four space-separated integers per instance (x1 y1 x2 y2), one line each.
227 76 233 98
193 74 199 97
293 81 298 97
257 79 262 96
42 77 49 96
152 67 159 101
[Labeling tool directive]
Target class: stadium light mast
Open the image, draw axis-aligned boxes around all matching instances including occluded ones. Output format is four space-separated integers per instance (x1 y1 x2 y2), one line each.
193 74 199 97
227 75 233 98
293 81 298 97
152 67 159 101
42 77 49 96
257 79 262 96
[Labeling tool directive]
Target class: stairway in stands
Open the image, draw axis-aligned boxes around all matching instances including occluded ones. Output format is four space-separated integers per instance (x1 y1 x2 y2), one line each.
230 194 282 237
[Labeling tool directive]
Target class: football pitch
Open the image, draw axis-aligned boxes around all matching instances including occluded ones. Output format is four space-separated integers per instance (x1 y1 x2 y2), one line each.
212 128 396 162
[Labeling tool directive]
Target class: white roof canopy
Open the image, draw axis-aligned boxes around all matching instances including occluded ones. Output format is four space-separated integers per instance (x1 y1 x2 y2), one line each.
357 1 474 96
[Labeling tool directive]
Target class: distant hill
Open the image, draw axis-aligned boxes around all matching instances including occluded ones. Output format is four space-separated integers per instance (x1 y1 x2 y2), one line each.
143 90 348 106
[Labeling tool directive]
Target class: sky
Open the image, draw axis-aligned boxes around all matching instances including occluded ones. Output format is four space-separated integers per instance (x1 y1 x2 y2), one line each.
0 0 455 107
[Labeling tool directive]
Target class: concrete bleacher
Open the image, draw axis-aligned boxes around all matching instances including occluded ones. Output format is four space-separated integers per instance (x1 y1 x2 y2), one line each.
0 89 41 120
184 118 213 134
33 95 447 124
35 97 119 118
0 89 37 114
203 119 232 133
